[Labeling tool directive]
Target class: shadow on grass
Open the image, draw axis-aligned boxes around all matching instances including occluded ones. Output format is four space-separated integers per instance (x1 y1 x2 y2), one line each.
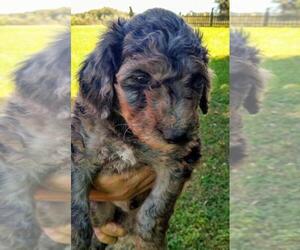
231 56 300 250
168 57 229 250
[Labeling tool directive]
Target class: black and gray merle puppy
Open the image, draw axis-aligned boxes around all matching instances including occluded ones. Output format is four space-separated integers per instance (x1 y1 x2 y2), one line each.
230 31 269 167
0 32 70 249
72 8 210 250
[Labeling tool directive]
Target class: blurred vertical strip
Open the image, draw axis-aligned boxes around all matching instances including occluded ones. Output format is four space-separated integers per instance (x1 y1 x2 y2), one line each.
230 1 300 249
0 2 71 250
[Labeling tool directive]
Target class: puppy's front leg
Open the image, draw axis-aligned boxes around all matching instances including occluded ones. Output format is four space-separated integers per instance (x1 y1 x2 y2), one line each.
136 162 191 250
71 165 97 249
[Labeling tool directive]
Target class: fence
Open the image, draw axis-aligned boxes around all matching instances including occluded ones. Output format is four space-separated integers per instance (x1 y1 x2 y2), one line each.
231 13 300 27
183 10 300 28
183 13 229 27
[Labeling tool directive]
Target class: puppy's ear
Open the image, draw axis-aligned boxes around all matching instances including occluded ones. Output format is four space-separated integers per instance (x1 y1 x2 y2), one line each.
243 68 269 114
200 68 213 114
243 84 260 114
79 19 126 119
200 84 209 114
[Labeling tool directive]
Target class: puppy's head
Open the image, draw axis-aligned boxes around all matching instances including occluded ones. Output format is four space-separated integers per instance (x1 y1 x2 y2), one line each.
230 31 269 114
15 32 70 114
79 8 210 152
231 58 267 114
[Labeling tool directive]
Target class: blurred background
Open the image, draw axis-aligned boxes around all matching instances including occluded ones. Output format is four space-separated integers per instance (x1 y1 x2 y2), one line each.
230 1 300 250
0 0 70 100
0 1 71 249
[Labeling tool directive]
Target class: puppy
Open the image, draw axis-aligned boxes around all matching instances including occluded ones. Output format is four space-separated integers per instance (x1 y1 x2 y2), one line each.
71 8 210 250
0 32 70 249
230 31 269 167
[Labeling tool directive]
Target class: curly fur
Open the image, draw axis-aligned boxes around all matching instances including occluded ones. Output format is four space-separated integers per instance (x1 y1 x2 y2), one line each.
0 32 70 249
72 8 210 250
230 31 270 167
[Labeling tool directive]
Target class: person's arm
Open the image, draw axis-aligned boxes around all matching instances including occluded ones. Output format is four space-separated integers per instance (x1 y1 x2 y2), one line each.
90 167 155 201
34 167 156 244
90 167 155 244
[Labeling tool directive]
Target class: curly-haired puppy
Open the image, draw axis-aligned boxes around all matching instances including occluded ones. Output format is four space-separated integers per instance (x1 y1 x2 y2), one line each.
230 31 269 167
0 32 70 249
71 8 211 250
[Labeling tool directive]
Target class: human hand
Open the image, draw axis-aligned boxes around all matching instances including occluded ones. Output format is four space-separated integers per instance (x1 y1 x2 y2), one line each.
34 167 155 245
90 166 156 201
34 173 70 201
93 222 127 245
42 224 71 245
91 167 155 245
34 173 71 244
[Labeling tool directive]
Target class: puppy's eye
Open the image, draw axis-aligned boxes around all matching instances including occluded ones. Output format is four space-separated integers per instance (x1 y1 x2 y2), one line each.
190 73 205 92
133 73 150 85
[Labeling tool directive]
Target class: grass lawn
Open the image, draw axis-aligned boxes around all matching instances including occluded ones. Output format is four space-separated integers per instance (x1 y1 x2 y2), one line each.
0 25 65 98
230 28 300 250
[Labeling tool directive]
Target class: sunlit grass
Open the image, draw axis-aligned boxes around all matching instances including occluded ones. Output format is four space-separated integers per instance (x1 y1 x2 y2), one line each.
240 27 300 58
71 25 106 97
0 25 65 98
198 27 229 58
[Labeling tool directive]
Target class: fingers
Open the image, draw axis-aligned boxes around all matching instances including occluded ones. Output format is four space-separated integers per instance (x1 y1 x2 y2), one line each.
44 174 71 192
94 223 126 245
34 188 70 202
42 224 71 244
100 222 127 237
90 166 156 201
94 230 117 245
126 167 155 188
94 167 154 191
134 173 156 197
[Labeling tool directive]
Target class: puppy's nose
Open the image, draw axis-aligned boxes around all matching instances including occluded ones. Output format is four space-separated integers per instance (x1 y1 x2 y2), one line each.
164 128 189 144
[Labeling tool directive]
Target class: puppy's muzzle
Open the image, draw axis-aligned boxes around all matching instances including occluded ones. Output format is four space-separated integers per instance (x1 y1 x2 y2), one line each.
163 128 190 144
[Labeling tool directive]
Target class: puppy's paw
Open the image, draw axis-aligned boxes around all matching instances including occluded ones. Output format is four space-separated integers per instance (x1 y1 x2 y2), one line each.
182 140 201 164
170 139 201 165
136 215 155 241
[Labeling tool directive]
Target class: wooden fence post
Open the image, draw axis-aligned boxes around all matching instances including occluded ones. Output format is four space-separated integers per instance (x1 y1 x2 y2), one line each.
263 8 270 26
210 8 214 26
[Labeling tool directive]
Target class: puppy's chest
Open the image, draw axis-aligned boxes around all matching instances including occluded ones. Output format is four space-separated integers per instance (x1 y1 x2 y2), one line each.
85 132 165 173
76 116 167 172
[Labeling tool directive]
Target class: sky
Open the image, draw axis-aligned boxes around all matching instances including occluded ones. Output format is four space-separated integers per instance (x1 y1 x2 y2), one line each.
0 0 70 14
71 0 217 14
0 0 278 14
231 0 277 13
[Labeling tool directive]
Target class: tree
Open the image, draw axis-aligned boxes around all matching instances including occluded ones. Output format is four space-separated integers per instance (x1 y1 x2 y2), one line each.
273 0 300 13
215 0 229 16
129 6 134 17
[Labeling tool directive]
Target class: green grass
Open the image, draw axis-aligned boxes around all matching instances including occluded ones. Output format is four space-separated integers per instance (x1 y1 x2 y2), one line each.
71 25 106 97
166 28 229 250
231 28 300 250
0 25 65 98
167 56 229 250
